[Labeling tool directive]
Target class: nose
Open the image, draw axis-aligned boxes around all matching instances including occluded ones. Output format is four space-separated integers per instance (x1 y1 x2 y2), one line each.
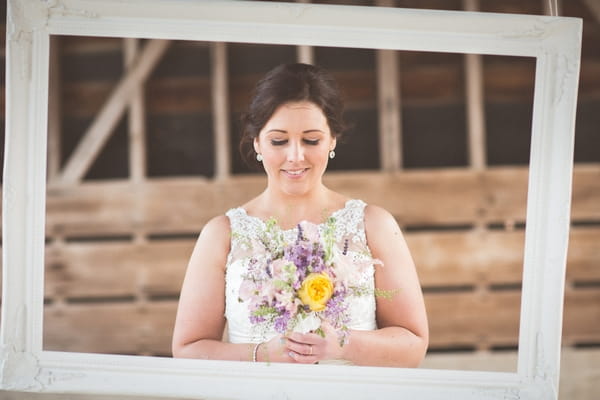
286 140 305 162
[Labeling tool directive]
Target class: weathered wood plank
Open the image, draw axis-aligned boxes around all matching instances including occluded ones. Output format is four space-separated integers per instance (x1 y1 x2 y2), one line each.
409 230 525 287
41 166 600 236
44 240 192 299
563 289 600 345
326 170 485 225
480 167 528 223
38 227 600 301
399 49 464 103
566 228 600 284
45 181 140 236
64 77 212 118
483 60 535 101
63 81 116 118
146 77 212 114
43 302 176 355
427 289 600 349
41 288 600 355
425 291 521 349
572 165 600 221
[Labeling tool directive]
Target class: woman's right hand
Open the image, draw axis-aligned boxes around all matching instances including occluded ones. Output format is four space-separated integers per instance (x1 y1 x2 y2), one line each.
255 334 296 363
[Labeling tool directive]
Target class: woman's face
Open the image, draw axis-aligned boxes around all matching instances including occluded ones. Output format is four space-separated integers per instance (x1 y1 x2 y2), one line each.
254 101 336 198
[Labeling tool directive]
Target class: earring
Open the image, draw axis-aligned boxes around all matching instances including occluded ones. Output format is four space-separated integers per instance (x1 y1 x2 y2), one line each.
329 150 336 159
256 153 263 162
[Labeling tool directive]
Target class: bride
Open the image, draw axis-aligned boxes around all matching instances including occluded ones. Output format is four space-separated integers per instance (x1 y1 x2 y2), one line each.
172 63 428 367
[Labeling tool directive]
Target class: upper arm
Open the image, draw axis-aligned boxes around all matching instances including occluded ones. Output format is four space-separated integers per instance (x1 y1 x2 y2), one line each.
364 205 429 341
172 215 231 349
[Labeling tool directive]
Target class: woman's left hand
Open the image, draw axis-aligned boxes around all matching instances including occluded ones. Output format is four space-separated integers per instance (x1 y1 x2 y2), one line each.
284 322 346 364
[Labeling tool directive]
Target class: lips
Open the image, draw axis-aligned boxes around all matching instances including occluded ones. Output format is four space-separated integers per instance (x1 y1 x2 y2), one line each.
281 168 309 178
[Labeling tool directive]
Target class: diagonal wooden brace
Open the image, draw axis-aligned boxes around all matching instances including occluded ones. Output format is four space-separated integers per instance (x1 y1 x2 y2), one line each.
57 39 170 185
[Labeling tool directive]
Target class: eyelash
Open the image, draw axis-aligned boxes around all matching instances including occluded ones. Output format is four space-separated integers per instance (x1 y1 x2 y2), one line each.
270 139 320 146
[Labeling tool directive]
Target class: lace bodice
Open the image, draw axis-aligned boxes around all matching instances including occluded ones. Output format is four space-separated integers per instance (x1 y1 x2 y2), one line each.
224 199 377 345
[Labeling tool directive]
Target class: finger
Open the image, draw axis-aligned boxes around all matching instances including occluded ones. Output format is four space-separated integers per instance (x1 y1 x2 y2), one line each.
287 351 319 364
287 332 321 344
286 340 315 356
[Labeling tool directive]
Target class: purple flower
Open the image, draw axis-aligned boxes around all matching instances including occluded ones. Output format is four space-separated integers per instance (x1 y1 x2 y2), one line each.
274 311 291 333
323 291 350 329
250 314 266 324
284 239 326 277
296 224 305 243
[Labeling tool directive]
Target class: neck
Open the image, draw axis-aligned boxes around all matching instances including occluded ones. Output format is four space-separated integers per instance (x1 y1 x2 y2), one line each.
260 184 332 227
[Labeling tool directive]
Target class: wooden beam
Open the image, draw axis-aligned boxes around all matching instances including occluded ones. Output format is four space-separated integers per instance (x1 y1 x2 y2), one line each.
57 39 170 185
211 42 231 180
463 0 487 170
124 38 147 183
376 0 402 171
295 1 314 64
47 35 62 182
376 50 402 171
297 45 314 65
544 0 561 16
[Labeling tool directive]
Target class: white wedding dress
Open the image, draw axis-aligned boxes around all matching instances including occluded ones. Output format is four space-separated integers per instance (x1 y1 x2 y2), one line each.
224 199 377 363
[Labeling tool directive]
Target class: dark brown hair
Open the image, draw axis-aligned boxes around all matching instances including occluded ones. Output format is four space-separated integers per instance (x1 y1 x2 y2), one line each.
239 63 347 166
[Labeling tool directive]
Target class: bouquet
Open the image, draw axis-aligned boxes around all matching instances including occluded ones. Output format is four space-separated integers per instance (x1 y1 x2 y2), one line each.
238 216 382 346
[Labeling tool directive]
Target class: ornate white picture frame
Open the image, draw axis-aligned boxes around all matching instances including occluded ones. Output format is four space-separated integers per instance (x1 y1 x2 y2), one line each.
1 0 581 398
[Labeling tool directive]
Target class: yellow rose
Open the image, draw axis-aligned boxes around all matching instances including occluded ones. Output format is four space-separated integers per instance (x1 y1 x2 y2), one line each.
298 273 334 312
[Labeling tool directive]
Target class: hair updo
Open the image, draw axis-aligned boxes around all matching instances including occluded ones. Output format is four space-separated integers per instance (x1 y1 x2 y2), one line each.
239 63 347 166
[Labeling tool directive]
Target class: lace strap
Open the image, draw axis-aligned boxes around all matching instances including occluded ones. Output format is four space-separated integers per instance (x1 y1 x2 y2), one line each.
225 207 262 264
225 207 244 231
333 199 368 244
225 207 258 245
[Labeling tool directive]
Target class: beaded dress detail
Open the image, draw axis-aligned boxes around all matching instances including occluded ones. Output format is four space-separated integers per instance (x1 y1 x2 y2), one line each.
224 199 377 345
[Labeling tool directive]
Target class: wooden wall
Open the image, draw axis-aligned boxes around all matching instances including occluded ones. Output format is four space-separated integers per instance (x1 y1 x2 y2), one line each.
0 2 599 398
35 167 600 357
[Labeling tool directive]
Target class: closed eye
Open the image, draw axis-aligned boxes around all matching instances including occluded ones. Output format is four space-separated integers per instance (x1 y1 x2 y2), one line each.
270 140 287 146
303 139 320 145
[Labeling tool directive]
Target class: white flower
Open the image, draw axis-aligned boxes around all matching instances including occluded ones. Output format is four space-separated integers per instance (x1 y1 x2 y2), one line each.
298 221 320 242
293 312 321 334
332 249 382 289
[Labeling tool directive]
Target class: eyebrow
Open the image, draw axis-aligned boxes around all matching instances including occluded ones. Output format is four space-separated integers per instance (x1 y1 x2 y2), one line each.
266 129 326 134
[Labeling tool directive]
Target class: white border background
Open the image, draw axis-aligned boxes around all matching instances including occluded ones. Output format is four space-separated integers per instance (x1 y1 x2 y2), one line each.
1 1 581 398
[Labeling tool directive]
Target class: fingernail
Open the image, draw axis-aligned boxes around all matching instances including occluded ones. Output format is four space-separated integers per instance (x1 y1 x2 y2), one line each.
288 352 295 358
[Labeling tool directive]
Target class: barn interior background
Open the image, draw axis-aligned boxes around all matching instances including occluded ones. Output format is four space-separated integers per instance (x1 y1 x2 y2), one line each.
1 0 599 399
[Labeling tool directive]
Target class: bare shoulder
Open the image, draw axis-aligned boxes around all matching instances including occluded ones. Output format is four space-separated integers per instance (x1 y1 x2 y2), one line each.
202 214 230 236
185 214 232 275
363 203 405 254
195 214 231 251
364 203 400 235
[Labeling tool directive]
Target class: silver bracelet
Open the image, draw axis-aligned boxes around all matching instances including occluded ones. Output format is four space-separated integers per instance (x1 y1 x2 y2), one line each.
252 342 261 362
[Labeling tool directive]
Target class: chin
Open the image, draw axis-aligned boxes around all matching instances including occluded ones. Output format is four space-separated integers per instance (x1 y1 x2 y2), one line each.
279 181 314 197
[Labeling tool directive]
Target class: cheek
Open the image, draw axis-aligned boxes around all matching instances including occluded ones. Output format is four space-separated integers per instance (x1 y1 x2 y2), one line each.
261 149 285 166
310 148 331 165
